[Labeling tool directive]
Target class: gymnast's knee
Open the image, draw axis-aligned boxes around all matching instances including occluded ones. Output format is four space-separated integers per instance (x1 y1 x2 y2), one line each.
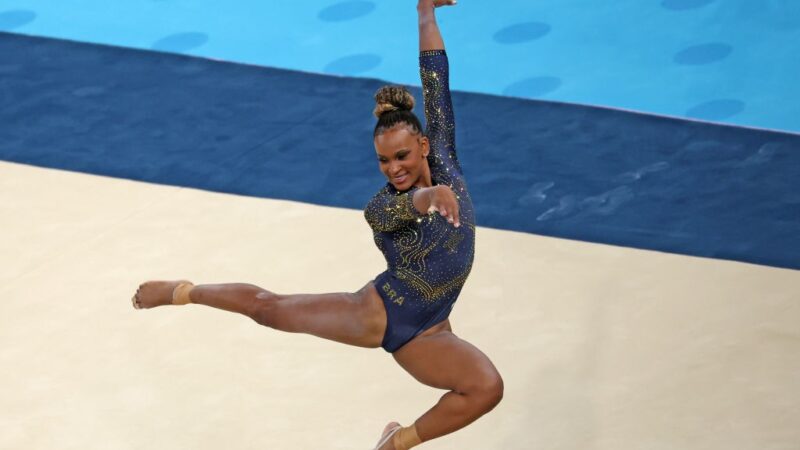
249 290 282 328
471 370 504 413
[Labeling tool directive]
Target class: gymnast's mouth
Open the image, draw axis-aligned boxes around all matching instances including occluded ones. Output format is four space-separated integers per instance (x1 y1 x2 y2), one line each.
393 174 408 184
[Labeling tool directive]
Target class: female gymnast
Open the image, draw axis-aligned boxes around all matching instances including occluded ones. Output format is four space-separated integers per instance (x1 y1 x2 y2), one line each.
132 1 503 448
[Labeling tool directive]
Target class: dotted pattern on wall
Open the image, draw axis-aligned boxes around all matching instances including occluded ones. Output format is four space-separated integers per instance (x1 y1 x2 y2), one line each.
1 0 799 132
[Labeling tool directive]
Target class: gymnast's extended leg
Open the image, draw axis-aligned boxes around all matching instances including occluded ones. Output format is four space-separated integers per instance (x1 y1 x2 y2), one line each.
132 280 388 348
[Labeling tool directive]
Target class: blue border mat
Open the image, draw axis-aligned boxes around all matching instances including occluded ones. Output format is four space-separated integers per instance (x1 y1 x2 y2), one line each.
2 33 799 270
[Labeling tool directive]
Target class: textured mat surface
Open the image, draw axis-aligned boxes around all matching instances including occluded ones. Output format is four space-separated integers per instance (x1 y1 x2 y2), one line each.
1 161 798 450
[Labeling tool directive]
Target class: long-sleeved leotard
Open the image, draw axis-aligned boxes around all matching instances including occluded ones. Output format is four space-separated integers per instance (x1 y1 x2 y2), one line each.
364 50 476 352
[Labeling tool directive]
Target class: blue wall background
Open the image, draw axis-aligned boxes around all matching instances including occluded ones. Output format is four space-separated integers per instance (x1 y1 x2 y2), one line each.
2 1 800 132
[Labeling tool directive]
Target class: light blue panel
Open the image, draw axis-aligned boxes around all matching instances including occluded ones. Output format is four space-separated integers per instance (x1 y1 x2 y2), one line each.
0 9 37 30
2 0 799 132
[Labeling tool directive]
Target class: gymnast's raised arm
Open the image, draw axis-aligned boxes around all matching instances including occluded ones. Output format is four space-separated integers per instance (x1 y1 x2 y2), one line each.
417 0 461 175
418 0 454 51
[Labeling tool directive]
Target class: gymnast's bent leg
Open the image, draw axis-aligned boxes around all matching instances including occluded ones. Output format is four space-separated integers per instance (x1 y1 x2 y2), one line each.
374 330 504 449
132 280 388 348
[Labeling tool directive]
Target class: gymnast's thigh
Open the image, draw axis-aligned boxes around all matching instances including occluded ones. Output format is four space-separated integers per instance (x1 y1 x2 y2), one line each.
392 330 501 392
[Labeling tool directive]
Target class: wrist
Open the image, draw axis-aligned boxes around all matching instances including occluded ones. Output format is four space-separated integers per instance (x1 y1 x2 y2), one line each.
417 5 436 18
424 185 436 200
423 186 439 207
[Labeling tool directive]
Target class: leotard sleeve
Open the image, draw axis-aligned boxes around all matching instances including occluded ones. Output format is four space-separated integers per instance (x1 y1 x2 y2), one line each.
419 49 462 178
366 51 465 234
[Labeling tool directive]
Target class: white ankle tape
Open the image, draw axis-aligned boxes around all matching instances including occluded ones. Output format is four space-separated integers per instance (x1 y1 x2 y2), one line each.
393 425 422 450
172 282 194 305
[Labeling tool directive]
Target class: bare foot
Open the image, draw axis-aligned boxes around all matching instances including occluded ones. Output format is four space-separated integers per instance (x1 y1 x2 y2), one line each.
132 280 190 309
374 422 401 450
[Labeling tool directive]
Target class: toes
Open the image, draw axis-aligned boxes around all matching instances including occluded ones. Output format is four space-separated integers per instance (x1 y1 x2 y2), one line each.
384 422 401 432
381 422 401 437
132 286 144 309
376 423 401 450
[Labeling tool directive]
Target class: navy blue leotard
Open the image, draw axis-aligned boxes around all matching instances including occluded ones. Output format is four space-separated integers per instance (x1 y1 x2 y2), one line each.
364 49 476 352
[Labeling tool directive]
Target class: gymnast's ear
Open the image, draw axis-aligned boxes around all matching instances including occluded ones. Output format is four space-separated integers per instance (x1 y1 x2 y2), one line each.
419 135 430 158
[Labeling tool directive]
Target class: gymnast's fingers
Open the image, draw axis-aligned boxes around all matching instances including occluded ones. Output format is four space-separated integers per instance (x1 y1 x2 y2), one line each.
434 0 457 7
449 199 460 227
444 190 460 227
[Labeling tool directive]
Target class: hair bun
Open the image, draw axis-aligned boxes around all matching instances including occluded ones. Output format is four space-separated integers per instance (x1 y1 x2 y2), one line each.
373 85 415 118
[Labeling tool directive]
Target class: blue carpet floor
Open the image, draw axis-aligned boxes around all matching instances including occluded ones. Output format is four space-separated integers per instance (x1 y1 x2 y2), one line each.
1 32 798 269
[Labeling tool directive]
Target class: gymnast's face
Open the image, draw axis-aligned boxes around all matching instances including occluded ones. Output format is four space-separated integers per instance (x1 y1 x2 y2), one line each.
374 124 430 192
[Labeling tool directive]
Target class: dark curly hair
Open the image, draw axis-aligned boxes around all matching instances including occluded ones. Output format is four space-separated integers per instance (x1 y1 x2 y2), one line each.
373 85 423 137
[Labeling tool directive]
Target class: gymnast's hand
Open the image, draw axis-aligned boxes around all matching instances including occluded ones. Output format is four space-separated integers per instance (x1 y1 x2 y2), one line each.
426 185 461 228
418 0 457 11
